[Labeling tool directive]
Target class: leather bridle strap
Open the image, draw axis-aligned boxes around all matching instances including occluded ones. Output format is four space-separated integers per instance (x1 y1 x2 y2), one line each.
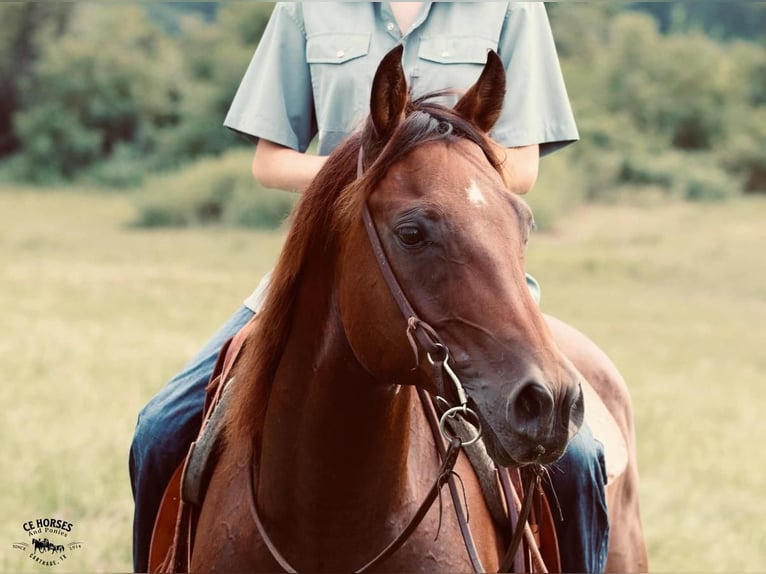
499 469 539 572
361 203 445 361
498 470 527 573
357 146 541 573
418 387 537 574
361 189 467 410
418 387 486 572
247 436 462 573
357 148 445 360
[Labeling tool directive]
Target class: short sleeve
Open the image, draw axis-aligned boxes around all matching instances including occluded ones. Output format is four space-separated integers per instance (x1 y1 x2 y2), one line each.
493 4 579 157
223 3 316 152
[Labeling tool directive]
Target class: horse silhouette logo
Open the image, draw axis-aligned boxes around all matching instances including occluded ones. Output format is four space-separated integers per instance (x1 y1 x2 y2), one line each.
31 538 66 554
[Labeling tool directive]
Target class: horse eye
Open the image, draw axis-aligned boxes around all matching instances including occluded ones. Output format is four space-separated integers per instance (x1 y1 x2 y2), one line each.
396 225 425 247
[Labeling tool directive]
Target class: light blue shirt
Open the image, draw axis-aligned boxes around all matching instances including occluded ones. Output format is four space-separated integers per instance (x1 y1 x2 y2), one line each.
224 2 578 157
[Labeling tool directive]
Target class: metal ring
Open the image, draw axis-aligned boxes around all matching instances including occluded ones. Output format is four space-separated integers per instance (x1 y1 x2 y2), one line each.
438 406 483 447
426 344 448 365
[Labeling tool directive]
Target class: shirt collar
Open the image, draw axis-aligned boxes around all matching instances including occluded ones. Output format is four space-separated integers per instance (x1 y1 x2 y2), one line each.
380 2 433 37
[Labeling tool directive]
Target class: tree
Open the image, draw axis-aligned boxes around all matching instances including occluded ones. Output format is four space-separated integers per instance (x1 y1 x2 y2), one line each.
12 4 182 181
628 2 766 41
152 3 274 166
0 3 73 156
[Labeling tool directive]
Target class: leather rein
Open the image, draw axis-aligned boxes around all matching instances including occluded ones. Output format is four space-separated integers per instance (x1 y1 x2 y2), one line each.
245 147 541 573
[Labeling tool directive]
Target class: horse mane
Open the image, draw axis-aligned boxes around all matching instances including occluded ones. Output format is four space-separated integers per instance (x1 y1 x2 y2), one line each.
225 92 502 454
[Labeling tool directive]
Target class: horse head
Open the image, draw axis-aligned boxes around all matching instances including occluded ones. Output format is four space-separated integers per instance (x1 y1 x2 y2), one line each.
336 46 584 466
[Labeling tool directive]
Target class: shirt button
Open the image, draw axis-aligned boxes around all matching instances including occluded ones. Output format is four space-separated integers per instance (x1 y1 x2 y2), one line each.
386 22 395 32
441 50 450 58
336 49 345 58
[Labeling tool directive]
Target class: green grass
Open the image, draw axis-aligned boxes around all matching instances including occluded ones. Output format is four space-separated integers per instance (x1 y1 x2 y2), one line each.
0 186 764 571
0 187 282 572
527 199 766 571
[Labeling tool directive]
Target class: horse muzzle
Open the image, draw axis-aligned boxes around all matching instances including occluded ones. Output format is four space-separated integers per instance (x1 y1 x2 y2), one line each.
470 374 584 467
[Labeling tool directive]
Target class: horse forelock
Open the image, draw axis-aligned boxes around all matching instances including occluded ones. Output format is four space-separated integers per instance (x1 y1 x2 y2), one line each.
334 96 503 231
226 94 502 454
367 97 500 185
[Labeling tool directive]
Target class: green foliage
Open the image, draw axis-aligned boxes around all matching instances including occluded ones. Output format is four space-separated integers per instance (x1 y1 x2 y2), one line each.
628 2 766 41
0 3 73 155
618 150 680 190
224 186 298 229
132 149 296 229
528 148 589 231
682 166 733 202
1 1 764 223
218 2 273 46
12 5 182 182
86 143 148 189
546 7 764 211
619 149 737 201
146 3 218 34
604 14 746 151
151 4 274 167
720 108 766 193
4 3 275 183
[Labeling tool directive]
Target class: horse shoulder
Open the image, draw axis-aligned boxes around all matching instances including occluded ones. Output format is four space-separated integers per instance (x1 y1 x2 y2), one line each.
190 448 266 572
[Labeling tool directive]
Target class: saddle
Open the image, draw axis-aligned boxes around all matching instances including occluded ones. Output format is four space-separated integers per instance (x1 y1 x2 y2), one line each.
148 319 563 573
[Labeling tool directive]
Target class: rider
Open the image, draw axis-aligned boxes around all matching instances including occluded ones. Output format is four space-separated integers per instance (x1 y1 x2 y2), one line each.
130 3 610 572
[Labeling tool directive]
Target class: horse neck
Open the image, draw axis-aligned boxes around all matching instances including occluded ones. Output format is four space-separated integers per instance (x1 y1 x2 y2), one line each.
255 255 439 560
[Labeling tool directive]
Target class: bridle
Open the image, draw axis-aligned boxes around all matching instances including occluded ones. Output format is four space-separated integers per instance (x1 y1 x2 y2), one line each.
246 145 542 573
357 148 482 446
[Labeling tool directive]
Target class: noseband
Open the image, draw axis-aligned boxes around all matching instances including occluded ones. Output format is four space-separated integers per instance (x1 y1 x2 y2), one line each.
247 145 541 573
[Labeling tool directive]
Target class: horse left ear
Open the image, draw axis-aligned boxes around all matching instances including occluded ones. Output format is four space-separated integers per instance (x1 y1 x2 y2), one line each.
454 50 506 133
370 45 408 140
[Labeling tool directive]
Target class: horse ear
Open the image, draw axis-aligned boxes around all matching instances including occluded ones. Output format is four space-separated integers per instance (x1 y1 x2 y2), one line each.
454 50 506 133
370 45 408 140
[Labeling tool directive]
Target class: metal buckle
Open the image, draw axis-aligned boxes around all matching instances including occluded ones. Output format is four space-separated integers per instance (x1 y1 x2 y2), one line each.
426 345 482 446
438 405 483 447
426 345 468 407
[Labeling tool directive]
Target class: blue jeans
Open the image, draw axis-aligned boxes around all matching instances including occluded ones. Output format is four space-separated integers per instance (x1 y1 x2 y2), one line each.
129 306 609 573
129 306 254 573
543 422 610 573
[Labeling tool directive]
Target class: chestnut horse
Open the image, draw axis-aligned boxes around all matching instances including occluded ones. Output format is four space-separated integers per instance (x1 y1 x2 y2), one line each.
186 48 647 572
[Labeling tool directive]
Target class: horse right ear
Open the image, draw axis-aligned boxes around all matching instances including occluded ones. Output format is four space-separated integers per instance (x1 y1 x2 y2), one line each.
370 45 407 141
454 50 506 133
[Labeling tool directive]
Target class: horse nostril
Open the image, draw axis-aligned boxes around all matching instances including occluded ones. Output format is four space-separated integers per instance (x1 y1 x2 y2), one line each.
510 381 554 429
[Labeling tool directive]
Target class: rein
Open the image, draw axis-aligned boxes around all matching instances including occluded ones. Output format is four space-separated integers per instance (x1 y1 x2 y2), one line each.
245 146 542 573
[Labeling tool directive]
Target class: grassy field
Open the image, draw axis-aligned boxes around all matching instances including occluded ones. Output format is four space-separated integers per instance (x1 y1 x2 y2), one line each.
0 186 764 572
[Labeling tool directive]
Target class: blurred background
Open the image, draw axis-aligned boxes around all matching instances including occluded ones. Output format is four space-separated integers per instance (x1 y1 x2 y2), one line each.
1 3 764 217
0 2 764 571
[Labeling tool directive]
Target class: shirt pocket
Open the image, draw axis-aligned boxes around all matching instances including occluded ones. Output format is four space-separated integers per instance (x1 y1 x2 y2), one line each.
306 33 371 136
418 35 498 65
306 32 370 64
414 35 499 101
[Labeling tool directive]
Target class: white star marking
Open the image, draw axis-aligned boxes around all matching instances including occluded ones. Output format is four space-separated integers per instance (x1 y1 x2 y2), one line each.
466 180 487 206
